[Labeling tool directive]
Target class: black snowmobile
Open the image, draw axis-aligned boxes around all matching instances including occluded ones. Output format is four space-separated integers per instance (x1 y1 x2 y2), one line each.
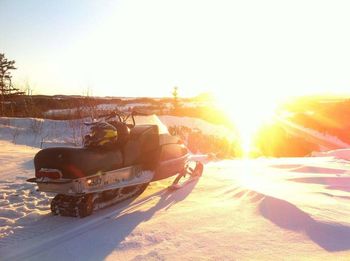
27 111 203 217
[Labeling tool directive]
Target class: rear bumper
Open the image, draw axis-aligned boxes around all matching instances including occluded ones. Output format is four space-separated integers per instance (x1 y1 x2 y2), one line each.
27 165 154 195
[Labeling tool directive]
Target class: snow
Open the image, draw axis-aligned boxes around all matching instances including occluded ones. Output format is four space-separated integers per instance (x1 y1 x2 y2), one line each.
312 149 350 161
1 117 350 260
278 116 350 150
0 117 89 148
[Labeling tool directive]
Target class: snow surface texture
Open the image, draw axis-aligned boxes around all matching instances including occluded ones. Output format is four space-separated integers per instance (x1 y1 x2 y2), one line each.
278 117 350 150
1 140 350 260
0 117 89 148
1 117 350 260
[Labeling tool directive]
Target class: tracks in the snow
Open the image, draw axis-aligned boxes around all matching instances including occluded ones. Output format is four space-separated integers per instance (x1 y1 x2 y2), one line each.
0 187 168 261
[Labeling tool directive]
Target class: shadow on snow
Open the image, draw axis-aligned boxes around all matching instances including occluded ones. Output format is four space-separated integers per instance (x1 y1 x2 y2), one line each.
259 196 350 252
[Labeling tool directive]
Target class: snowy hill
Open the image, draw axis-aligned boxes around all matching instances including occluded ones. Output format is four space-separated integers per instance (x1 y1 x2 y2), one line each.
1 138 350 260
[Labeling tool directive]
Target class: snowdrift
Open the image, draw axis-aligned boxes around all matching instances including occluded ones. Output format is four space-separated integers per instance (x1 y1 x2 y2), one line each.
312 148 350 161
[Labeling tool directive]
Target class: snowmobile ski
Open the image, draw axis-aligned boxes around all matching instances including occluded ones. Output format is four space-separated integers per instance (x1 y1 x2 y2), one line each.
168 175 200 190
168 161 203 190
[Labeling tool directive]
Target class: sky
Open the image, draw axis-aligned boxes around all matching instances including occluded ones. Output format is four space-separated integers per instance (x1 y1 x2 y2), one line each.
1 0 350 98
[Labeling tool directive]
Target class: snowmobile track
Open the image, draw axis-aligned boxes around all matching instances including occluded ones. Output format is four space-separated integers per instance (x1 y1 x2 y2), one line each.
1 187 169 261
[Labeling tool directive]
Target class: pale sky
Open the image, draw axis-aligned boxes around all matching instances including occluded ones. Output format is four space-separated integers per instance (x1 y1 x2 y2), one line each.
1 0 350 98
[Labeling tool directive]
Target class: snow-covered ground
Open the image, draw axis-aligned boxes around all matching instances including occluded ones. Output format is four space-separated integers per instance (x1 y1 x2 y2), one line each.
1 146 350 260
278 116 350 150
1 117 350 260
0 117 92 148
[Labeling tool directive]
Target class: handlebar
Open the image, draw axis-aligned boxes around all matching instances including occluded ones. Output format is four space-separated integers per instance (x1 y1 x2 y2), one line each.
91 110 152 128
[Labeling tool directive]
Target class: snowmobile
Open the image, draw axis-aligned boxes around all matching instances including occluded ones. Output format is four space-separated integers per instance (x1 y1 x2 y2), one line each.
27 111 203 217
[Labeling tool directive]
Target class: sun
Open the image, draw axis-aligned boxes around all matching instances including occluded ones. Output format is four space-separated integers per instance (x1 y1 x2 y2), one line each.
215 93 279 156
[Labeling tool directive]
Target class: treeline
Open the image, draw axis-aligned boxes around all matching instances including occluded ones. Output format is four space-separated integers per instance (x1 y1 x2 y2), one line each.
1 95 161 118
2 95 99 118
2 95 232 129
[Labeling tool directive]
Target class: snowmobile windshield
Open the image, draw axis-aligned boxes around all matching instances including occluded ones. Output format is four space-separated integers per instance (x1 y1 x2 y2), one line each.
133 115 169 134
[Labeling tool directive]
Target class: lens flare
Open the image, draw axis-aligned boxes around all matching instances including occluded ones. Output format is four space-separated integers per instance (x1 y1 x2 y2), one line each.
215 93 278 156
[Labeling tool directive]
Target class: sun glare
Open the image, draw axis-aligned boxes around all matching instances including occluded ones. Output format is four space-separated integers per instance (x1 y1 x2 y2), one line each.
216 93 279 156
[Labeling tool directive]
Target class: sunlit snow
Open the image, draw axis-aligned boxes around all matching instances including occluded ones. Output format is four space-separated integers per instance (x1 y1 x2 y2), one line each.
1 118 350 260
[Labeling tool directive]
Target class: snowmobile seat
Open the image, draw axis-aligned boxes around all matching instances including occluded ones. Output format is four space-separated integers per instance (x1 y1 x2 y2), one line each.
34 147 124 179
123 125 159 168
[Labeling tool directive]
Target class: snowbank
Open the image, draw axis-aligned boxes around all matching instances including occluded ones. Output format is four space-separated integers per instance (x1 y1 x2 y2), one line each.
312 148 350 161
1 140 350 260
0 117 89 148
278 117 350 149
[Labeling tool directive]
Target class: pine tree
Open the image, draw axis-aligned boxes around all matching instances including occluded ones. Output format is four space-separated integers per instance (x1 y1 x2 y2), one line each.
0 53 24 115
172 86 179 113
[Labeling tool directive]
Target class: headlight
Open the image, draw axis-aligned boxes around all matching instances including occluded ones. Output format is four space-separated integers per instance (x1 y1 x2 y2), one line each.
86 176 102 186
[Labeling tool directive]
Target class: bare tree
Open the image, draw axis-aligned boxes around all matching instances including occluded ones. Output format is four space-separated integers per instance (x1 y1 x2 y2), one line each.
0 53 24 115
